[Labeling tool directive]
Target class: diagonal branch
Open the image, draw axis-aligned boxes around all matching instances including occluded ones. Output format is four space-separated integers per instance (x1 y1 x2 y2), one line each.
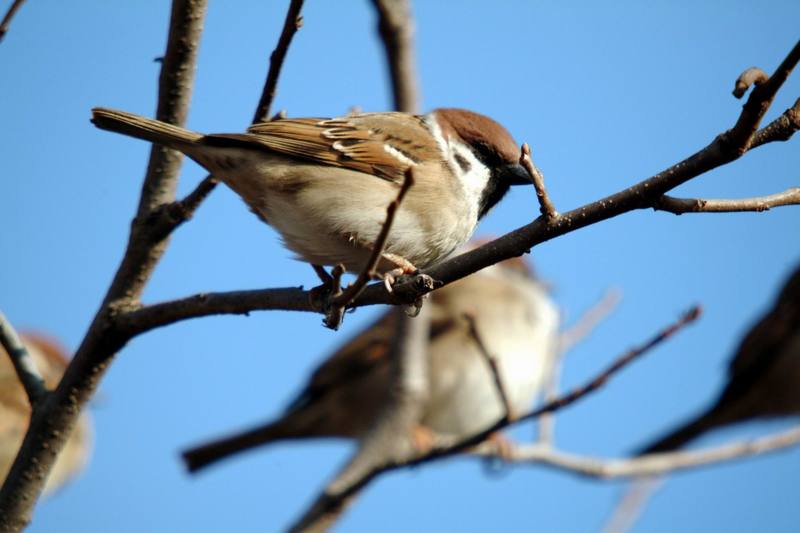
0 1 209 529
0 311 47 406
289 305 432 532
322 169 415 329
252 0 305 123
654 187 800 214
0 0 26 43
371 0 419 113
464 312 514 419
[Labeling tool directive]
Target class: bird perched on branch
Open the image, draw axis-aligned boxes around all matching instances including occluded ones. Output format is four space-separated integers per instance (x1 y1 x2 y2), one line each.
0 334 92 494
91 107 531 281
182 254 559 472
638 263 800 454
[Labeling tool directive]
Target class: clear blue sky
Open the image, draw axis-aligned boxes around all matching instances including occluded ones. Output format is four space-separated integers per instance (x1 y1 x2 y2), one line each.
2 1 799 532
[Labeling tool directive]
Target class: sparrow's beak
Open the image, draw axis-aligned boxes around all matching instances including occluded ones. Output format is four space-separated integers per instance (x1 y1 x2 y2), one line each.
502 162 533 186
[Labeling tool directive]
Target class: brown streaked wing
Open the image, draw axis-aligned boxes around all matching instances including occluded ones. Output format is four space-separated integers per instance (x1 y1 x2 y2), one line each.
213 113 438 183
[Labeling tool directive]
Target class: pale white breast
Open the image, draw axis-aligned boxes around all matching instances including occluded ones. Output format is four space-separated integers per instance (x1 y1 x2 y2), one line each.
422 269 560 437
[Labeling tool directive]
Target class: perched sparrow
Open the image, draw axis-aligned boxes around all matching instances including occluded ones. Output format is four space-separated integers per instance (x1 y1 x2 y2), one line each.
182 254 560 472
639 264 800 454
91 107 531 276
0 334 92 494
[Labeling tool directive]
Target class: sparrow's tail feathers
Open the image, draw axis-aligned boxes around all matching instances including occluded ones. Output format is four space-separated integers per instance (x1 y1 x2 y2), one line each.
181 418 302 474
91 107 202 148
636 406 731 455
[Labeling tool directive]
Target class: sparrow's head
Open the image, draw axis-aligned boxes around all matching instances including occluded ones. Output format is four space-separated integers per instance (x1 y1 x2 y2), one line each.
432 108 531 218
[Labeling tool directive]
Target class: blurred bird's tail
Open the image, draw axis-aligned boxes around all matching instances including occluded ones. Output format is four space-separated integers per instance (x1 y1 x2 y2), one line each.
636 402 737 455
182 419 302 473
91 107 202 149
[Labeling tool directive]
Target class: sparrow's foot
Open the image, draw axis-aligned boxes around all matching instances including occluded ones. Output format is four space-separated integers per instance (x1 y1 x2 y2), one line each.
379 253 418 294
308 264 344 311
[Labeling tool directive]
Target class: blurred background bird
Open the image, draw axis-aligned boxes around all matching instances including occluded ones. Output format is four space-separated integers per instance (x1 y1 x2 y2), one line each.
183 251 560 472
638 262 800 454
0 334 93 494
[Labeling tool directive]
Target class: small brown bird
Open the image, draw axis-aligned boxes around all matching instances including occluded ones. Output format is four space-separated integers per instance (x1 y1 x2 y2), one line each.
91 107 531 277
639 264 800 454
182 255 559 472
0 334 92 494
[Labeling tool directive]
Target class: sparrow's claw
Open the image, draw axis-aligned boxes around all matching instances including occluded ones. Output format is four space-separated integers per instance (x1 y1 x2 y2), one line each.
410 424 436 454
486 432 516 461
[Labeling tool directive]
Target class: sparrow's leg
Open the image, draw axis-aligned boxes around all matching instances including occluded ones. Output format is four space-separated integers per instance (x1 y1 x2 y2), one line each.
308 264 344 310
379 253 418 293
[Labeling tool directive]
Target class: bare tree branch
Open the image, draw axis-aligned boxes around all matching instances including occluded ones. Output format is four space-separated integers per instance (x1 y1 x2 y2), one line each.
290 305 432 533
0 0 26 43
540 288 622 445
521 142 557 220
94 43 800 336
654 188 800 214
252 0 305 123
485 425 800 479
0 1 208 529
371 0 419 113
0 311 47 406
751 97 800 148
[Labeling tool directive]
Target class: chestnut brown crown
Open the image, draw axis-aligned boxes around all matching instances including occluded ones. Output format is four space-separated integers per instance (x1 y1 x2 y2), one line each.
433 108 522 166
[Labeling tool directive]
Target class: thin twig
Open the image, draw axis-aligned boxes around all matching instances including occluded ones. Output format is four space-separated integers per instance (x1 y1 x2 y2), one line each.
0 311 47 406
0 0 26 43
653 188 800 214
558 288 623 354
252 0 305 123
323 169 416 329
732 67 769 98
520 142 557 219
487 424 800 478
750 97 800 148
601 478 663 533
540 288 622 445
463 312 514 420
371 0 419 113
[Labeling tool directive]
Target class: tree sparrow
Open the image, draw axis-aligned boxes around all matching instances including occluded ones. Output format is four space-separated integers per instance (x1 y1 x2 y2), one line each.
0 334 92 494
639 263 800 454
91 107 532 275
181 254 559 472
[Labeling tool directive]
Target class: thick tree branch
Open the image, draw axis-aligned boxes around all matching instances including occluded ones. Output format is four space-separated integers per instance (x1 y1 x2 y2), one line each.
0 2 208 530
654 188 800 214
0 311 47 406
371 0 419 113
252 0 305 123
290 306 432 533
0 0 25 43
113 72 800 331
